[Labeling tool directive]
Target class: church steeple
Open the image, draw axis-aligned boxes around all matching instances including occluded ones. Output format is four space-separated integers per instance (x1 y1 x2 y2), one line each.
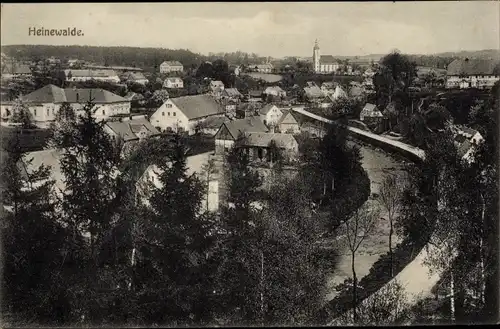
313 39 320 73
313 39 319 50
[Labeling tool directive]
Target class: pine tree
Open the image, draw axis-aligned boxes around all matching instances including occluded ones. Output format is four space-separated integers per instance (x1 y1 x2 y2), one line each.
134 133 216 326
55 99 122 324
1 133 69 325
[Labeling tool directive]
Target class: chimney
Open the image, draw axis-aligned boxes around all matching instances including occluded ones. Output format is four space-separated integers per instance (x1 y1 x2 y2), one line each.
76 91 79 103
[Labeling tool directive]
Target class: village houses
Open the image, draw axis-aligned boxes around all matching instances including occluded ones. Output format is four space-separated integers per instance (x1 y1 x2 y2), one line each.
0 84 131 127
64 69 121 83
159 61 184 73
446 58 500 89
263 86 286 98
163 77 184 89
149 94 224 135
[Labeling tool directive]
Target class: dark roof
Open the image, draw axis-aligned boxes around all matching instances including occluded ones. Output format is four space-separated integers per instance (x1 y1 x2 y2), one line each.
220 117 269 139
277 110 299 125
259 104 280 115
457 139 473 158
447 59 500 76
170 94 224 120
1 63 31 75
320 55 338 64
202 116 230 129
243 132 298 148
106 117 160 142
63 88 128 103
303 86 324 99
125 72 148 81
222 88 242 98
21 84 67 103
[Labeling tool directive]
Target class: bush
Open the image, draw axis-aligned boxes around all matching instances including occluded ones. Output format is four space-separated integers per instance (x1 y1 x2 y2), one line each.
314 238 427 324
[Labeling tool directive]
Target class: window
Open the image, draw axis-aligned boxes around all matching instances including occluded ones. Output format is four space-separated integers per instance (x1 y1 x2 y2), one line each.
162 112 165 116
47 108 50 116
52 108 55 115
168 112 170 116
173 112 176 116
166 104 172 108
102 109 106 115
33 109 37 116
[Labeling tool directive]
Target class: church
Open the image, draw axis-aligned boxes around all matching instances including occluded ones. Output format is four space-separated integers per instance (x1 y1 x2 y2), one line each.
313 40 341 74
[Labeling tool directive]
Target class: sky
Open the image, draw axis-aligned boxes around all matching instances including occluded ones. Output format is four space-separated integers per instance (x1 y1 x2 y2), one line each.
1 2 499 58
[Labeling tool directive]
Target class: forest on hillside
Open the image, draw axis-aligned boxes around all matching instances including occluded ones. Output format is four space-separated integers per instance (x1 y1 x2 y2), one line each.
1 45 270 71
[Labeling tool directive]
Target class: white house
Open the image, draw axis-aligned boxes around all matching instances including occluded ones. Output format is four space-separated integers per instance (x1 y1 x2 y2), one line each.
446 58 500 89
331 85 348 101
259 104 284 128
253 63 273 73
360 103 384 121
64 69 121 83
263 86 286 98
159 61 184 73
1 84 131 127
149 94 224 135
312 40 341 74
277 110 300 134
163 77 184 89
210 80 225 95
452 125 485 163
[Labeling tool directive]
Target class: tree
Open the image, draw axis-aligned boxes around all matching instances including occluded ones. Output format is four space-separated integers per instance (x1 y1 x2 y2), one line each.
134 133 216 326
1 133 69 325
200 157 219 212
341 203 380 322
48 102 77 149
10 99 34 128
378 174 405 277
56 99 123 324
149 89 169 107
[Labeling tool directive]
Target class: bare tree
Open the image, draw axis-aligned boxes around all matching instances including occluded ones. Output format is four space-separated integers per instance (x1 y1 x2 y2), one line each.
378 174 405 277
342 202 381 322
200 157 219 212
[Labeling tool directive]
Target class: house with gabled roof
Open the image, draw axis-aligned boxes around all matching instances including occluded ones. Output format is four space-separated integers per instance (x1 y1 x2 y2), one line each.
259 103 283 128
149 94 225 134
277 110 300 134
446 58 500 89
1 84 130 126
239 132 299 163
159 61 184 73
263 86 286 98
1 63 32 80
163 77 184 89
214 117 269 154
122 72 149 85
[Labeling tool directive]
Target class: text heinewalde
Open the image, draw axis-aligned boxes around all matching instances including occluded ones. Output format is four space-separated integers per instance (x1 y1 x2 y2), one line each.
29 27 84 37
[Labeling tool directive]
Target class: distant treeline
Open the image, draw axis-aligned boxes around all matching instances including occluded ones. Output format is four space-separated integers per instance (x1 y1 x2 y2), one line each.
1 45 270 71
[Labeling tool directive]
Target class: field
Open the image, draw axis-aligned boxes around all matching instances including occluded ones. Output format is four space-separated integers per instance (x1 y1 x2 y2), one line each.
245 72 283 83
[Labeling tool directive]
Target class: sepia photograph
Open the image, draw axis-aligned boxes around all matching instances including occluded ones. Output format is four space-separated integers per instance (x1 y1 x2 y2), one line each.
0 1 499 327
